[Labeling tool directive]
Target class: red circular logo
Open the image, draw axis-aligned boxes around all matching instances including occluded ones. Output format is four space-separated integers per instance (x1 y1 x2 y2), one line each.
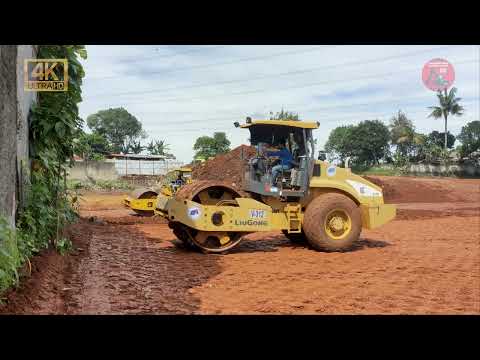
422 58 455 91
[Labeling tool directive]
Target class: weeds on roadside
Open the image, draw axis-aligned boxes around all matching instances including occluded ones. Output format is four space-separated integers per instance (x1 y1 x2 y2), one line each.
0 169 80 296
0 46 87 297
55 238 73 255
0 217 21 294
67 179 134 191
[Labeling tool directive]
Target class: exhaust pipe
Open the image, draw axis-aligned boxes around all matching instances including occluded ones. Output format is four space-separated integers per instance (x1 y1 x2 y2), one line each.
345 157 351 171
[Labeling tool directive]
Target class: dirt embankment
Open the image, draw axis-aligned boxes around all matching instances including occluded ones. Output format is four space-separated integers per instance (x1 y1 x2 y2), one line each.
362 175 479 204
363 176 480 220
192 145 256 188
192 146 479 205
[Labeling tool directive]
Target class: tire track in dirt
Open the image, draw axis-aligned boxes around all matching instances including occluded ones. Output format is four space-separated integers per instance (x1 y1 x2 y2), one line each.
63 222 223 314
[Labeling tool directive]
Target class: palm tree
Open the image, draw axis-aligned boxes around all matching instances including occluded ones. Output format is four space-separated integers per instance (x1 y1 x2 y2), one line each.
428 87 464 150
147 139 170 155
129 141 144 154
389 110 427 162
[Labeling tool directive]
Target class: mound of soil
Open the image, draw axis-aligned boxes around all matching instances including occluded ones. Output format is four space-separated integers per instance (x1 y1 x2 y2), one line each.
192 148 479 205
362 176 402 202
362 175 479 203
192 145 256 188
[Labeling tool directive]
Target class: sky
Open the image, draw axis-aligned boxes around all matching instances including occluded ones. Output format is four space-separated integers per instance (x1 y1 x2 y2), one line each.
78 45 480 163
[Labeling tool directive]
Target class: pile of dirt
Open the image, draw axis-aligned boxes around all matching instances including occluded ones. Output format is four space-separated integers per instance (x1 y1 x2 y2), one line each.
362 176 403 202
191 148 480 204
192 145 256 188
362 175 479 203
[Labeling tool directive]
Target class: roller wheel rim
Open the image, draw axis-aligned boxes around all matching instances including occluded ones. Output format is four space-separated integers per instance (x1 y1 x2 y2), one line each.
324 208 352 240
189 230 243 253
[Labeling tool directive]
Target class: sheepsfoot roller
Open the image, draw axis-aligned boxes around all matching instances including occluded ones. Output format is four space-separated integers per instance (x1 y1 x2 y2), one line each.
156 119 396 254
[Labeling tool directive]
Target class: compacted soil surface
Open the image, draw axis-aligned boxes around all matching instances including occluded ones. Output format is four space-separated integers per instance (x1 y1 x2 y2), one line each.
1 177 479 314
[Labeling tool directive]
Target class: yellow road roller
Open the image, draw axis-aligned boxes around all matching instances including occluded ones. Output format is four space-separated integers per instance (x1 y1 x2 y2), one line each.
155 119 396 253
123 167 192 216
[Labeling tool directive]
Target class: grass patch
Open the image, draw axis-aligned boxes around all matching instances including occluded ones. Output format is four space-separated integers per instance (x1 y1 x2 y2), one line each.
351 165 403 176
67 179 134 191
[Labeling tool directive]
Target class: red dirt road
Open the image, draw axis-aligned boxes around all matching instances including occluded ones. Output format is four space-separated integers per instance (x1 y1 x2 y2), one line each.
1 177 479 314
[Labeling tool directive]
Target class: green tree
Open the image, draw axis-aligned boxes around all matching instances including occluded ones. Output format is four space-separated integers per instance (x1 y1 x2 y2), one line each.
389 111 416 156
193 132 231 160
326 121 390 166
426 130 456 149
147 140 170 156
352 120 391 166
324 125 356 164
389 110 425 163
86 107 146 154
457 120 480 157
428 87 464 150
269 108 300 121
73 131 111 160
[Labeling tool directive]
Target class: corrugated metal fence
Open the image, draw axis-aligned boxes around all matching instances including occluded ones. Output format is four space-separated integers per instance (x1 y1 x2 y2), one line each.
113 159 184 176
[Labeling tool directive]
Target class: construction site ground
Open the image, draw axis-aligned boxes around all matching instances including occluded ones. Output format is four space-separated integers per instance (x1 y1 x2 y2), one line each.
1 176 479 314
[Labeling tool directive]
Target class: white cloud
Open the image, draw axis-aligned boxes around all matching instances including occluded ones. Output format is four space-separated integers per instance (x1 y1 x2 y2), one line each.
79 45 480 162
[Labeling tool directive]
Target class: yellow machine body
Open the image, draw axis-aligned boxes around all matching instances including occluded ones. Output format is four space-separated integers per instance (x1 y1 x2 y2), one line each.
123 167 193 215
155 164 395 234
305 161 396 230
155 119 396 252
123 196 157 212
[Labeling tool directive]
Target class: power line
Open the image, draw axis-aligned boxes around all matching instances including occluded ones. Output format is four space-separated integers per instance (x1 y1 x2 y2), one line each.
136 95 479 135
117 45 228 64
85 45 453 99
133 95 439 127
86 46 338 81
84 58 478 107
139 110 425 138
84 46 228 65
128 93 478 119
142 105 438 134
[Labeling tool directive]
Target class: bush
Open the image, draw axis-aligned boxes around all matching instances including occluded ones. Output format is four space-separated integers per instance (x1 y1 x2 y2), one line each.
0 217 22 295
0 45 87 297
1 170 80 297
352 165 402 176
67 179 133 191
94 180 134 191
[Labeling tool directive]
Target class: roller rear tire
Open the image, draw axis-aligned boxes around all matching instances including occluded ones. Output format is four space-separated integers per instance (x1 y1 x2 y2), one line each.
303 193 361 252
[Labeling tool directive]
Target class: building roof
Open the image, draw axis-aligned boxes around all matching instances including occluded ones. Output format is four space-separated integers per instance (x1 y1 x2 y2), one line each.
105 153 169 161
240 119 319 129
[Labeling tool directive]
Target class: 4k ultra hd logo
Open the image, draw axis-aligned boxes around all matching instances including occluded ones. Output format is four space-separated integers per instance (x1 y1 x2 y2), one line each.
24 59 68 92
